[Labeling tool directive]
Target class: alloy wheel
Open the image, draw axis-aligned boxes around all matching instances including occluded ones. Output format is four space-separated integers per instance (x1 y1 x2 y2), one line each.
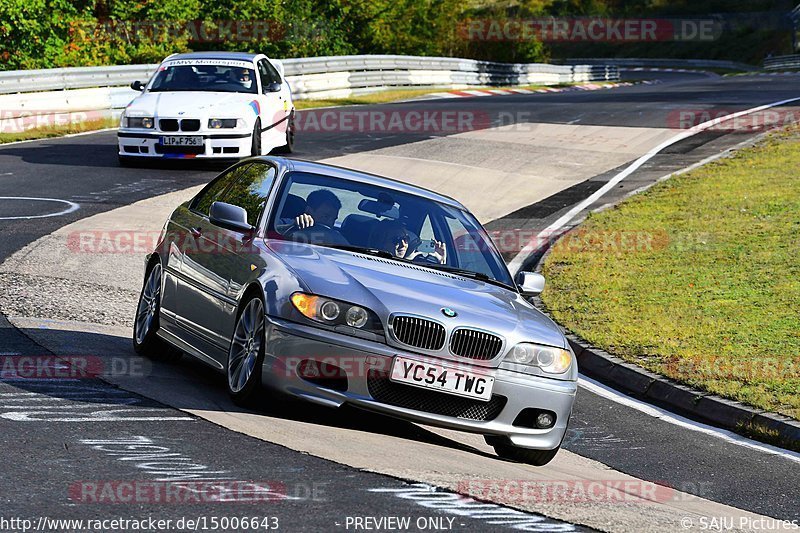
228 298 265 393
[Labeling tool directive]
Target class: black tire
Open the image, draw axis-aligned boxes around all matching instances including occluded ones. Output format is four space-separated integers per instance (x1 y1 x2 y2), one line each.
250 120 262 157
273 112 294 154
492 441 560 466
133 261 182 362
227 294 267 406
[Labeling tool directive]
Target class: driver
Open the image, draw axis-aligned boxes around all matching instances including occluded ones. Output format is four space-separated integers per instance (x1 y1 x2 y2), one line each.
286 189 348 246
294 189 341 229
238 68 253 90
375 220 446 264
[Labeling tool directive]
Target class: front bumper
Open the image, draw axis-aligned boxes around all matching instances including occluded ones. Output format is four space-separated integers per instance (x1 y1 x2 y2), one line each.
117 130 252 159
261 316 577 451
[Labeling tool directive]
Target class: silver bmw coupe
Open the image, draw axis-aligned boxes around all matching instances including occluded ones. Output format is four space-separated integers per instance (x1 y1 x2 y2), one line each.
134 157 577 465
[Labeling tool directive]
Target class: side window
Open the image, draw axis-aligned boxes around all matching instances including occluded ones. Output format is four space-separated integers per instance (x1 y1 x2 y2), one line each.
190 164 249 217
419 215 435 241
445 215 493 273
258 59 281 90
264 60 282 84
219 163 277 226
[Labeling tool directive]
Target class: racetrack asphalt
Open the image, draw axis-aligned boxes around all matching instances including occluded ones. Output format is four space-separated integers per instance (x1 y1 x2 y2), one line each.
1 70 799 530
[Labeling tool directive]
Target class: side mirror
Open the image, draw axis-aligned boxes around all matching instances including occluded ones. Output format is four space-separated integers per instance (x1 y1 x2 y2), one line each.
516 271 545 296
209 202 254 233
265 82 282 93
131 80 145 91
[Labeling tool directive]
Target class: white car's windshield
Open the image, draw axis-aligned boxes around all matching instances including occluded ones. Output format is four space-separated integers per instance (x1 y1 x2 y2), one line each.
268 172 515 289
149 64 258 94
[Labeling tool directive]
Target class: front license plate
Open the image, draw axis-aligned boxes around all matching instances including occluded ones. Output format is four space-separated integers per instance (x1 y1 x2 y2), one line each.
390 356 494 402
160 136 203 146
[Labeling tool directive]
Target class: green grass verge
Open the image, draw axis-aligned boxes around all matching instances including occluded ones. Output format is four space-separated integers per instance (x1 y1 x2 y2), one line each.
541 126 800 420
0 118 117 144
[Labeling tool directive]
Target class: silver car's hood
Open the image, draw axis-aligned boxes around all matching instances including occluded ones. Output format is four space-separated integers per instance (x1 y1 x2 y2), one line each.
269 241 566 349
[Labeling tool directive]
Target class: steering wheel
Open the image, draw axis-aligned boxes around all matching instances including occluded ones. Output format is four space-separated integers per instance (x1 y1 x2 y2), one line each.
412 253 442 264
287 224 344 245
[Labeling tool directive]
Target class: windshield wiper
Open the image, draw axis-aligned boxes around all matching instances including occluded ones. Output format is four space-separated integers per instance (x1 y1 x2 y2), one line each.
422 264 514 290
329 244 399 260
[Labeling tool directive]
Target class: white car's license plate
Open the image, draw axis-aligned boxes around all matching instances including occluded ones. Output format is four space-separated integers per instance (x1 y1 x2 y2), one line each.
160 136 203 146
390 356 494 402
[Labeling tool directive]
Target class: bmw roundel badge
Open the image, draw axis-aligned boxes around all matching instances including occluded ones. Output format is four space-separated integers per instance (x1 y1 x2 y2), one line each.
441 307 457 318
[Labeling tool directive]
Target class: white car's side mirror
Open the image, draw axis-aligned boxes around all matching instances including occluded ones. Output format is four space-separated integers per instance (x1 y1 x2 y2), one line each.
517 272 545 296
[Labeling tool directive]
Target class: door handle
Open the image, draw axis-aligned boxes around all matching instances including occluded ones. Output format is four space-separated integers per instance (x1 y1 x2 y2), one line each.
190 227 202 238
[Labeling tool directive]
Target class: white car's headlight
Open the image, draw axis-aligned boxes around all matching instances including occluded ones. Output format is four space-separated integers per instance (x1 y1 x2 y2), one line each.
126 117 154 129
208 118 239 129
503 343 572 374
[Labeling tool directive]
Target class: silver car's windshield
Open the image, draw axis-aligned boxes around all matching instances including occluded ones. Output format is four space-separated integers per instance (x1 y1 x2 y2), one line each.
149 64 258 94
267 171 515 288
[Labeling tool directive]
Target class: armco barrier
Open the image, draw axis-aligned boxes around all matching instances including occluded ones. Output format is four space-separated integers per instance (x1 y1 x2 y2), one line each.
763 54 800 70
0 55 618 123
559 57 757 71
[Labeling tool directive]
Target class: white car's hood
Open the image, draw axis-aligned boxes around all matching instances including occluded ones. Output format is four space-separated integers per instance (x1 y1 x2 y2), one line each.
126 91 257 118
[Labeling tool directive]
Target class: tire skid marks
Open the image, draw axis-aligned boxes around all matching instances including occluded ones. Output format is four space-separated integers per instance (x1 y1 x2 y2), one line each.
0 380 194 422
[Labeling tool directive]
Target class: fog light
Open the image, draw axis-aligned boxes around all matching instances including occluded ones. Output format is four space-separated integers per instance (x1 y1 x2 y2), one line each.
536 412 555 429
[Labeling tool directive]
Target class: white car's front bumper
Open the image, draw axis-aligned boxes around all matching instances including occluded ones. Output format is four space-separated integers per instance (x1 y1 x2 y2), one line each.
118 129 253 159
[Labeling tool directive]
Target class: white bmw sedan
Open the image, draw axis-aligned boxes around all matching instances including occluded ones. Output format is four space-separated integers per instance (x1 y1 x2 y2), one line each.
118 52 294 164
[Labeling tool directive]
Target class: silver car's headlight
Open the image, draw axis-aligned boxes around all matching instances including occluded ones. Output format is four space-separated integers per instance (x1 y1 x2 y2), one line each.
290 292 378 330
126 117 154 129
208 118 239 129
503 343 572 374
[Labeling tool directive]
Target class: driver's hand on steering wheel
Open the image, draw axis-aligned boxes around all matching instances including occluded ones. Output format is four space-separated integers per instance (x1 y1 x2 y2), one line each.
295 213 314 229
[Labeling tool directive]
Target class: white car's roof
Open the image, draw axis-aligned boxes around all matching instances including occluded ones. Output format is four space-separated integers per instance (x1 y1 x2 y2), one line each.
163 51 261 63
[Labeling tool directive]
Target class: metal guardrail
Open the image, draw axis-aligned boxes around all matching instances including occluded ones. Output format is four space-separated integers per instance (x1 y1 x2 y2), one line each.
763 54 800 70
0 64 157 94
0 55 619 123
0 55 618 96
560 57 757 72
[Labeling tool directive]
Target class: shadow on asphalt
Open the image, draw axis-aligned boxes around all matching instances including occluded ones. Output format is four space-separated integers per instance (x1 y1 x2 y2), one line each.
0 141 236 172
14 326 497 460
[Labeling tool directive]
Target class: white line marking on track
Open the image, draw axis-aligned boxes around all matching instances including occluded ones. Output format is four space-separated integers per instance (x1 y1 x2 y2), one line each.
508 95 800 272
578 376 800 464
0 197 80 220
